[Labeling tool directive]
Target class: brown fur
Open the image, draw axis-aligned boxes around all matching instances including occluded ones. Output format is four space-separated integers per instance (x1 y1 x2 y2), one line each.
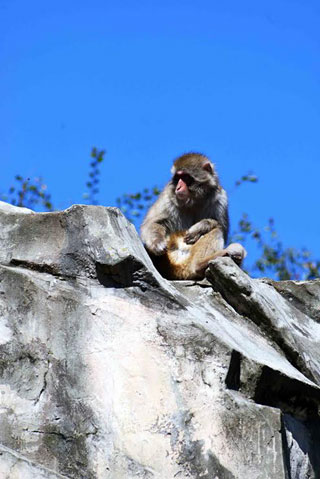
141 153 229 255
151 229 246 280
141 153 245 280
154 227 224 279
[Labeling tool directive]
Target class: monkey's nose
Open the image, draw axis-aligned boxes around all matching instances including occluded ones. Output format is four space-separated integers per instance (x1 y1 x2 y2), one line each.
176 179 184 190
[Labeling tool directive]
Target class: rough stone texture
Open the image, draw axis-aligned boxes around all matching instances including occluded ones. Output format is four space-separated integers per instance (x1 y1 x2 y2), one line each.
0 444 67 478
0 200 319 479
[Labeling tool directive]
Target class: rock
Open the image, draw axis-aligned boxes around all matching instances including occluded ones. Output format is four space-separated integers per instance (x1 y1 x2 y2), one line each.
0 201 319 478
0 444 66 478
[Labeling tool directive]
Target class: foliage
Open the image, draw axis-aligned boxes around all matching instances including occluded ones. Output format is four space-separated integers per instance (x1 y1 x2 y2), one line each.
230 174 320 280
234 173 258 188
1 150 319 281
82 147 106 205
1 175 53 211
232 214 320 280
116 187 160 224
1 147 106 212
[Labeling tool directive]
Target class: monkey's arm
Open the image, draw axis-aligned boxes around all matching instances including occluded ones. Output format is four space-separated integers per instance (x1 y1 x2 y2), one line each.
141 220 167 255
185 187 229 245
185 219 221 245
213 187 229 243
140 190 171 256
185 187 229 248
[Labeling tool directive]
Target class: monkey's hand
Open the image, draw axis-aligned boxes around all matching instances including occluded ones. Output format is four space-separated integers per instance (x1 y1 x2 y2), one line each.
145 235 168 256
185 219 220 245
184 230 201 244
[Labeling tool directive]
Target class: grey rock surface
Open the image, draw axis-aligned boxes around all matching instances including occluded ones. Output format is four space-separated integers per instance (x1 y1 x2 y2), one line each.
0 444 67 478
0 200 319 479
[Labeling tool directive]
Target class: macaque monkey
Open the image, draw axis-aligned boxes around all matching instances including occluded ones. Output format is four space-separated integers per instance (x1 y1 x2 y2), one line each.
141 152 246 280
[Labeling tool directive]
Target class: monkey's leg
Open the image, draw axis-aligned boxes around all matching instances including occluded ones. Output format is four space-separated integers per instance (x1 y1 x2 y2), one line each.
163 232 193 279
187 227 225 279
194 242 247 278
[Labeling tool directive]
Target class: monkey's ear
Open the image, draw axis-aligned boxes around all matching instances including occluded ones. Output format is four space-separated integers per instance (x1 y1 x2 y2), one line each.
202 161 214 174
170 165 176 175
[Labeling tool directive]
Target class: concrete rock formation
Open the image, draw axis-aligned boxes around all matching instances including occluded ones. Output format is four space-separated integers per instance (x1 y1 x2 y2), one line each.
0 200 319 479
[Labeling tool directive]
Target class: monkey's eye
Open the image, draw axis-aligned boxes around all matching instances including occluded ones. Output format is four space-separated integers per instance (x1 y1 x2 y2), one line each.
172 173 194 187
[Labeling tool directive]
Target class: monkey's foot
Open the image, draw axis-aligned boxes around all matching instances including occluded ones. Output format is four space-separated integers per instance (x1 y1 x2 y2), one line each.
224 243 247 266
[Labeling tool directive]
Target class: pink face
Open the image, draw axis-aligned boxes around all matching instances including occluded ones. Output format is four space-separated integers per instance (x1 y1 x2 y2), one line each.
173 170 193 204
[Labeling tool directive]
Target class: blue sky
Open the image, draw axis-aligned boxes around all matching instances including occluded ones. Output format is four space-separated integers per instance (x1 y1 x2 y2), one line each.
1 0 319 259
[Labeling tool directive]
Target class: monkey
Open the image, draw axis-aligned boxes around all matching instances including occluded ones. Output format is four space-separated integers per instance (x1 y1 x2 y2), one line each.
140 152 247 280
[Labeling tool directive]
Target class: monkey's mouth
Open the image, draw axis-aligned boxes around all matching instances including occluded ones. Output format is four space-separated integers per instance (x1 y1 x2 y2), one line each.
176 195 191 206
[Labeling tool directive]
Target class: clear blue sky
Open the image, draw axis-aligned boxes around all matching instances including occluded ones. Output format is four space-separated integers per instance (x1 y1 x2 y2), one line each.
1 0 319 258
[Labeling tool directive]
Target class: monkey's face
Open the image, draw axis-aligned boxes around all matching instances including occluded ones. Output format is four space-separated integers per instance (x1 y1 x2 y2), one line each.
171 161 218 207
172 171 194 205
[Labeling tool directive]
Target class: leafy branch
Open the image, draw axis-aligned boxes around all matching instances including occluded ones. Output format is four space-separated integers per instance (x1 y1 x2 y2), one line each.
233 215 320 280
83 147 106 205
1 175 53 211
230 174 320 279
116 187 160 224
